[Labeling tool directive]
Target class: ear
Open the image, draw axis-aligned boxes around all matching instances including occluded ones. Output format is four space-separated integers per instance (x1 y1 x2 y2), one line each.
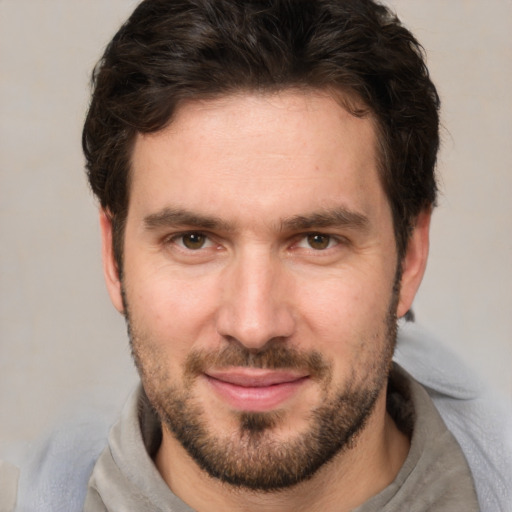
99 209 124 313
396 208 431 318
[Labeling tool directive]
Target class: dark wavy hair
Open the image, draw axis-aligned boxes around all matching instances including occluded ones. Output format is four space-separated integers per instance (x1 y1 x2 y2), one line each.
83 0 440 271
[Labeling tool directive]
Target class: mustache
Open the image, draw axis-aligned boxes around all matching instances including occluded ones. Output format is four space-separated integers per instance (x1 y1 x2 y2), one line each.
184 343 331 381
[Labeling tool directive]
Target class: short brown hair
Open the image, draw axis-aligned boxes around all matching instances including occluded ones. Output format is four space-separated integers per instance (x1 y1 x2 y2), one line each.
83 0 440 271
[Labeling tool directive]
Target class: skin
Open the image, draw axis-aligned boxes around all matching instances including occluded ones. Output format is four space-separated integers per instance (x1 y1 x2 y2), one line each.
100 90 430 512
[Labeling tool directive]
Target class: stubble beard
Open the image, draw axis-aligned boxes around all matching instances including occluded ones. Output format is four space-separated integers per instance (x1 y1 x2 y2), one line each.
123 282 399 492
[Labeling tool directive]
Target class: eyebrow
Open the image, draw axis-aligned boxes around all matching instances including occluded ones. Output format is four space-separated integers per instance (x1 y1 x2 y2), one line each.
144 208 234 232
281 208 370 232
144 206 369 234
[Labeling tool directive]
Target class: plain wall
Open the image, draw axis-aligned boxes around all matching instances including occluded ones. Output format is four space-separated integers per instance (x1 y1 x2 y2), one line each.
1 0 511 452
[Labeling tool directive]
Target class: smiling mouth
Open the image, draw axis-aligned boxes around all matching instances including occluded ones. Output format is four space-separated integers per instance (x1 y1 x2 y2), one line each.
204 368 310 412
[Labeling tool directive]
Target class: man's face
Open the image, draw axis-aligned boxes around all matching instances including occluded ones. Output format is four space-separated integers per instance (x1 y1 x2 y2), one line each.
102 90 427 490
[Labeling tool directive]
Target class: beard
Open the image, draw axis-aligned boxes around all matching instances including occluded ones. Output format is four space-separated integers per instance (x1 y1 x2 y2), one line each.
123 279 399 492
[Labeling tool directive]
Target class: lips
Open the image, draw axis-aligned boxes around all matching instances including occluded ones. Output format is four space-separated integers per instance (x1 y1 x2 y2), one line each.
204 368 309 412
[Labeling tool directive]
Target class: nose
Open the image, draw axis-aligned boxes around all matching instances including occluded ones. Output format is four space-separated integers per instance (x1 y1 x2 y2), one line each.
216 248 296 351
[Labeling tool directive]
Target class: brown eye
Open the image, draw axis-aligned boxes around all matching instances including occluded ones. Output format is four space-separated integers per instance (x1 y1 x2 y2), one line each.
307 233 331 250
181 232 207 250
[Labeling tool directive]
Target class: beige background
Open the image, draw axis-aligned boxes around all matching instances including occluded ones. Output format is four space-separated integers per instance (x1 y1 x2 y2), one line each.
1 0 511 452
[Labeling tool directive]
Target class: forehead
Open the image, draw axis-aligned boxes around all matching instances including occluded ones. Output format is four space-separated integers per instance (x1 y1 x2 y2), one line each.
129 90 388 226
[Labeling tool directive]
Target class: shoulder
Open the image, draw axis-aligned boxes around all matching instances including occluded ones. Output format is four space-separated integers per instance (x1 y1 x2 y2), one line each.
13 409 112 512
395 322 512 512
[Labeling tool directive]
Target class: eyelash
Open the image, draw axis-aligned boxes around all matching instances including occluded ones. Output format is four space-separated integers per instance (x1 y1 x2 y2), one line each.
164 231 347 253
166 231 216 251
294 233 344 251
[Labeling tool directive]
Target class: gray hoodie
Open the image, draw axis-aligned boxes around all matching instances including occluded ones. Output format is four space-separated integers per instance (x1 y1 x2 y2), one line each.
83 364 479 512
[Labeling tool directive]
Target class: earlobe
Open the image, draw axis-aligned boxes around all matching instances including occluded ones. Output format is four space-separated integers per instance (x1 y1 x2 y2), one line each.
99 209 124 313
397 208 431 318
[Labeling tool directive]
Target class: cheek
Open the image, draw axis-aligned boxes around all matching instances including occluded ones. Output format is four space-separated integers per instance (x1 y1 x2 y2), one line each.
297 269 394 356
124 267 222 363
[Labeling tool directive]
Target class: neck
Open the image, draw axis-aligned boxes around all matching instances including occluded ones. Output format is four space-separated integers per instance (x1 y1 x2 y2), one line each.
155 390 409 512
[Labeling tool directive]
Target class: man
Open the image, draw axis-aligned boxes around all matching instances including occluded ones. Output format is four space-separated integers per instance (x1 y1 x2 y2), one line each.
8 1 512 511
78 0 476 510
